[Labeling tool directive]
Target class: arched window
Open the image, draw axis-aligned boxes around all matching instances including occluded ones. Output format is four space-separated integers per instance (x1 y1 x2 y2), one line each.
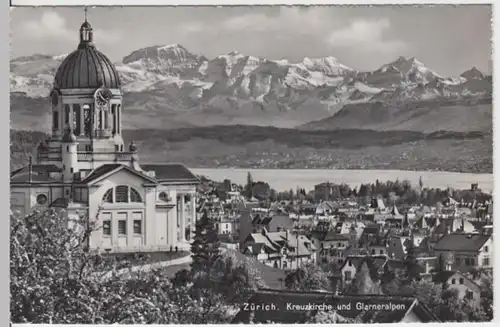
101 185 143 204
65 104 71 125
103 188 113 203
130 188 142 202
115 185 129 203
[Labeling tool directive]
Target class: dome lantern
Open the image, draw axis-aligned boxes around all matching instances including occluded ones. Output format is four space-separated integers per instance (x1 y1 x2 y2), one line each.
79 7 93 48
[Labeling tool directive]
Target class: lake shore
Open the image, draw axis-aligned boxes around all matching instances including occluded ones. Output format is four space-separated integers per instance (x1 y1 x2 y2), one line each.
191 168 493 194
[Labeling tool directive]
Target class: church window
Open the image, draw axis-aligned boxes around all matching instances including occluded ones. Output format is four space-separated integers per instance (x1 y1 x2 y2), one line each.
98 110 103 130
103 220 111 235
36 194 47 205
102 186 143 204
118 220 127 235
115 186 129 203
117 105 121 134
159 192 170 202
130 188 142 202
52 111 59 130
133 220 142 234
74 104 81 135
65 104 71 125
83 105 91 136
111 104 117 134
104 110 109 129
103 188 113 203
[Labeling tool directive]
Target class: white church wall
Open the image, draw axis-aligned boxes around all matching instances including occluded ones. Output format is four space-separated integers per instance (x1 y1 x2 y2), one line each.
88 169 149 252
155 184 179 247
10 186 64 216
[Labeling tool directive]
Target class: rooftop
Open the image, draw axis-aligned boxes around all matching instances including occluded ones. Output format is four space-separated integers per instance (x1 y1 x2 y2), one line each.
433 233 490 252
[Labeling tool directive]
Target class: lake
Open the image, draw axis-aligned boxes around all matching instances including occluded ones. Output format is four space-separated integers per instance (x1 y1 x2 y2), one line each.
191 168 494 194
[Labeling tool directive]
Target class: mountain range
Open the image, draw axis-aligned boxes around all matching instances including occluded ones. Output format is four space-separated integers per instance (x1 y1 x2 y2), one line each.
10 44 492 132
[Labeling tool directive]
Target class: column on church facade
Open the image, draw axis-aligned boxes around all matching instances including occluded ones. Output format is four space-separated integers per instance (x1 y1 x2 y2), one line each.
178 194 186 242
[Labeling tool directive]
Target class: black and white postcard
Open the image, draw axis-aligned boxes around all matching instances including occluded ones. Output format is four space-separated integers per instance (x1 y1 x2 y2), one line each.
9 2 494 324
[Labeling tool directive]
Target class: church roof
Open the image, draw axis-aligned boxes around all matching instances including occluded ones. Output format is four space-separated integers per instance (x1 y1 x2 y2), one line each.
11 164 61 177
79 164 157 184
141 164 199 183
55 46 120 90
10 164 61 184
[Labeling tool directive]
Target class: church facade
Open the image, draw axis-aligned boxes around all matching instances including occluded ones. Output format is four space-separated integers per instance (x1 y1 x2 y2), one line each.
10 17 199 253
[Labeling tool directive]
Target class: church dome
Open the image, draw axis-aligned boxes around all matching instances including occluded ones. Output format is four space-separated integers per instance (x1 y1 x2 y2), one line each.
53 17 120 90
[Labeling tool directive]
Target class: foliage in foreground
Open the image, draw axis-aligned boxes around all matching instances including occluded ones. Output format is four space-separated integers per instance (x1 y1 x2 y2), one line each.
10 209 258 324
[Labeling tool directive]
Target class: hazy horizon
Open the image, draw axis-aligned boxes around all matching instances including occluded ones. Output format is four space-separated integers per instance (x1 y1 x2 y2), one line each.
10 5 492 77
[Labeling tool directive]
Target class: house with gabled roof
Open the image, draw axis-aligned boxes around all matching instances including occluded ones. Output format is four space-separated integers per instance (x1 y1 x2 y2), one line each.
252 213 294 233
340 254 388 287
242 229 316 270
433 217 476 236
310 230 351 263
432 270 481 307
433 233 492 272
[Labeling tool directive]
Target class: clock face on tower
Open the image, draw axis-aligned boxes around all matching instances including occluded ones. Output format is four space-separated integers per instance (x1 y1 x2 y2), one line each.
51 92 59 107
94 88 112 107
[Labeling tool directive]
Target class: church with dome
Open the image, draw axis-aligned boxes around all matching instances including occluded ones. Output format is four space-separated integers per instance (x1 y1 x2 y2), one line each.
10 15 199 253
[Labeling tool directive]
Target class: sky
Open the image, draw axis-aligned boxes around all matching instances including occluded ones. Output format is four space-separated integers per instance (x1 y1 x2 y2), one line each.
10 5 492 76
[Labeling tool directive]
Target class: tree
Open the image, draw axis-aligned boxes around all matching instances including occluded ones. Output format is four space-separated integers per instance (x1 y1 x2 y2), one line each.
209 255 262 304
307 310 354 323
190 210 221 275
403 242 421 282
348 261 382 295
11 209 237 324
269 188 277 202
245 172 254 199
284 263 331 291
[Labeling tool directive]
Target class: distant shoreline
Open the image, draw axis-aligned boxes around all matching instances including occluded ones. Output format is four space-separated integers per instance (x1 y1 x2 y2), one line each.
190 168 493 194
188 166 493 174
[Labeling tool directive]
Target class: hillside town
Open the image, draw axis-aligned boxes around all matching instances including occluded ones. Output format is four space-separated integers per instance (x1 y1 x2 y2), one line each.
187 174 494 322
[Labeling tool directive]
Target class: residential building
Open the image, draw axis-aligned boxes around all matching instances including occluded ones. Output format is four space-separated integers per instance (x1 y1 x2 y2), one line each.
242 229 316 269
433 233 493 271
340 255 388 287
252 213 294 233
310 230 350 263
432 270 481 307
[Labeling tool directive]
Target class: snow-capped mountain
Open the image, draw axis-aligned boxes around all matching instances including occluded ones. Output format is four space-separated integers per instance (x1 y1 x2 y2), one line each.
10 46 492 129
